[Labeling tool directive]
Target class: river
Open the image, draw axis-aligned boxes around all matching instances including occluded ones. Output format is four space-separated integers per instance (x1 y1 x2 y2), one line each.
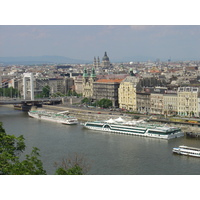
1 106 200 175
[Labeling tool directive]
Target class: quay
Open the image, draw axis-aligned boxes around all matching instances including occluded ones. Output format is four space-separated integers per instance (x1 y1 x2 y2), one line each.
2 103 200 136
32 105 200 135
35 105 132 122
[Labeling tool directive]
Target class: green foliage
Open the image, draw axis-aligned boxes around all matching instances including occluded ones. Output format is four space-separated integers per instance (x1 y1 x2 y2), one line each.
0 122 46 175
0 87 20 98
97 98 112 108
133 115 140 119
67 90 78 96
42 85 50 97
55 165 83 175
54 152 89 175
0 122 86 175
81 97 90 104
51 92 66 97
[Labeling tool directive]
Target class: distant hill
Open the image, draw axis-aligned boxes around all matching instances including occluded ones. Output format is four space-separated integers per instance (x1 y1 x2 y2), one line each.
0 56 90 65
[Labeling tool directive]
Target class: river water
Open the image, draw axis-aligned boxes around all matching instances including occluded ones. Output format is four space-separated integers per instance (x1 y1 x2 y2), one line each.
1 106 200 175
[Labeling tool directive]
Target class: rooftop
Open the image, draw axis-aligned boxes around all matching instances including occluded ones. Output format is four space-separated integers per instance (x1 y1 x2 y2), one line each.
95 79 123 83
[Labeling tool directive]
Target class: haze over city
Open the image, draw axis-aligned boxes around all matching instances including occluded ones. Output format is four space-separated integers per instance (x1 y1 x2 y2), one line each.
1 25 200 63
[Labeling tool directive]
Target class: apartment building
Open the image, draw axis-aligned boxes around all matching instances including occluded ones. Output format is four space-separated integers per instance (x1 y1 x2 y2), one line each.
118 76 139 111
74 75 83 94
93 79 122 107
136 91 151 114
177 87 200 117
150 87 167 115
163 91 177 116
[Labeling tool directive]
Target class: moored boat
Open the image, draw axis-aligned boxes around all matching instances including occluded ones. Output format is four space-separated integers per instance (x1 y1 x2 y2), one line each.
172 145 200 157
28 110 78 125
82 118 184 139
186 132 200 138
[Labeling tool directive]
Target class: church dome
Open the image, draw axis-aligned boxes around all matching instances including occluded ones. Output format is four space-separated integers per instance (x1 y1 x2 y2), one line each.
102 52 109 61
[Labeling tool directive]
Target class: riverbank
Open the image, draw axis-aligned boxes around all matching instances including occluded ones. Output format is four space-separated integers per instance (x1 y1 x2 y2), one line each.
35 104 133 122
32 104 200 134
2 103 200 135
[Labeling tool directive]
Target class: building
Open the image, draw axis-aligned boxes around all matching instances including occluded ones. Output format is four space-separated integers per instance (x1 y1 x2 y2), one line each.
177 87 200 117
118 74 140 111
0 71 2 88
93 52 111 74
82 67 97 98
136 91 151 114
74 75 83 94
102 52 110 68
93 56 100 70
48 77 74 95
35 77 49 96
163 91 177 116
93 79 123 107
150 87 167 115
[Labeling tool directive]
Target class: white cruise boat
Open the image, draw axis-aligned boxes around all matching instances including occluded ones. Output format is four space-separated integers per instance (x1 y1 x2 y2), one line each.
82 119 184 140
173 145 200 157
28 110 78 125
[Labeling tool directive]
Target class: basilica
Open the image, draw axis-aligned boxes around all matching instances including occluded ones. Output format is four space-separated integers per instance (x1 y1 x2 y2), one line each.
82 52 122 107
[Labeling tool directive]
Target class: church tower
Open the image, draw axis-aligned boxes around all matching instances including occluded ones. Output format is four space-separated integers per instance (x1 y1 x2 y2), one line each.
83 67 89 83
83 67 96 98
97 56 100 68
90 67 97 82
93 57 97 69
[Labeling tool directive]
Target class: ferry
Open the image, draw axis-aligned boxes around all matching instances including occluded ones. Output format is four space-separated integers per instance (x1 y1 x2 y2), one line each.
28 110 78 125
82 119 184 139
172 145 200 157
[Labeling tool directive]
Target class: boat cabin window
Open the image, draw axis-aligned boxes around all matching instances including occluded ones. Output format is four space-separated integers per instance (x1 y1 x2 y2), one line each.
104 125 110 129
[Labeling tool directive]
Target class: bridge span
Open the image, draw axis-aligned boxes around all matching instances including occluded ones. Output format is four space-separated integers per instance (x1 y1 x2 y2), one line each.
0 98 62 111
0 98 62 105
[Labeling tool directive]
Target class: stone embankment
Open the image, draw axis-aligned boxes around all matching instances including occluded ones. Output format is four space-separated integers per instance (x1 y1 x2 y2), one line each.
35 105 132 122
33 105 200 134
4 103 199 135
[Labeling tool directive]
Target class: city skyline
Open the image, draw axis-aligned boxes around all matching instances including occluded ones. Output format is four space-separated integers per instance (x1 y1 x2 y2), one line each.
1 25 200 62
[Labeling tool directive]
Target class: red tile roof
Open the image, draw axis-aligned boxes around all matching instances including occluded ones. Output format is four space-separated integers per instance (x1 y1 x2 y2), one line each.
95 79 123 83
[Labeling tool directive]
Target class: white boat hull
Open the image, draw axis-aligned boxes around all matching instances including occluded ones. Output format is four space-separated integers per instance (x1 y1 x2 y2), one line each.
173 146 200 157
28 111 78 125
84 124 184 140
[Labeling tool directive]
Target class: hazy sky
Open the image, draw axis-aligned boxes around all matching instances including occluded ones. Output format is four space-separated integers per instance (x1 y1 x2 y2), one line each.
1 25 200 62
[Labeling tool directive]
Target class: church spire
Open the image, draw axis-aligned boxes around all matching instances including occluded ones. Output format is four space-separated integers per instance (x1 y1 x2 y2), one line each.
83 67 88 78
97 56 100 68
93 57 96 68
90 67 96 78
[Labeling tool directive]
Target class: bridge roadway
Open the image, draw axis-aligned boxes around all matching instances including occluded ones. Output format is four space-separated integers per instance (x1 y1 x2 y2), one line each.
0 98 62 105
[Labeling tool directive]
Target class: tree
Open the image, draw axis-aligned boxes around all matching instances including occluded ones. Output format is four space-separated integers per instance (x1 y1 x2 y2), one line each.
54 152 90 175
0 122 86 175
97 98 112 108
81 97 90 104
0 87 20 98
55 165 83 175
42 85 50 97
0 122 46 175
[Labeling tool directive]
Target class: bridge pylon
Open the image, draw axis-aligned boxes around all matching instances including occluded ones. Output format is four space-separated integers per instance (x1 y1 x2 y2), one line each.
23 73 34 100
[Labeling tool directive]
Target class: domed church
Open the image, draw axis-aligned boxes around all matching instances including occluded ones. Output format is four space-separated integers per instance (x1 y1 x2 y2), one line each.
93 51 111 69
102 51 110 68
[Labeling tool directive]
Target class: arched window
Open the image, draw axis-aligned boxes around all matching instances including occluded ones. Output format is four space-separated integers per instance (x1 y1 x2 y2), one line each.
104 125 110 129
